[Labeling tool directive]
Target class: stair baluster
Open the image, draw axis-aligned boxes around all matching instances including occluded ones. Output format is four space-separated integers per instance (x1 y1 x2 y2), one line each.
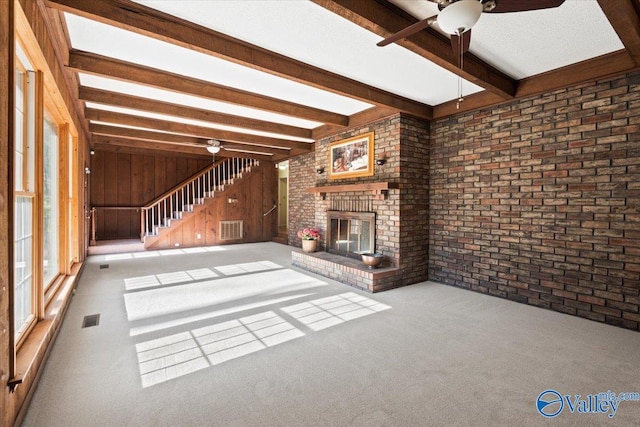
140 158 259 241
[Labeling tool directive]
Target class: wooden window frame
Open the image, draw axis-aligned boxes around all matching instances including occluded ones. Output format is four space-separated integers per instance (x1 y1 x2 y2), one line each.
13 9 81 348
13 56 37 348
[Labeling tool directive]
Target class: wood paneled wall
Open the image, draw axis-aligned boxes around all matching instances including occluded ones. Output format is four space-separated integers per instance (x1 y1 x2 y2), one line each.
90 150 211 240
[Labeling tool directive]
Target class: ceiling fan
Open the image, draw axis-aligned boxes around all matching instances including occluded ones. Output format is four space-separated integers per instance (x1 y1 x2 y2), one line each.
206 139 222 154
377 0 566 67
206 139 223 161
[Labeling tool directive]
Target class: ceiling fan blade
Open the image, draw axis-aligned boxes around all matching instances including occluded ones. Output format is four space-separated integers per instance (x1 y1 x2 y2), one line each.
451 30 471 68
488 0 566 13
377 15 437 47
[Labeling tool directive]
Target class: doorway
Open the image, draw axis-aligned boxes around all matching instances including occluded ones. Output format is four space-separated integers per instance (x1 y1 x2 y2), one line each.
277 161 289 235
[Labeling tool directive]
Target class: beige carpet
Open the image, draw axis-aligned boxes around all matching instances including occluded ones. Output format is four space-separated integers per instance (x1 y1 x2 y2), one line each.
22 243 640 426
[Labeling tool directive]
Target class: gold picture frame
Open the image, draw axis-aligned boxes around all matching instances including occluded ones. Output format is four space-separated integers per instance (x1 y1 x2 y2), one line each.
328 132 374 180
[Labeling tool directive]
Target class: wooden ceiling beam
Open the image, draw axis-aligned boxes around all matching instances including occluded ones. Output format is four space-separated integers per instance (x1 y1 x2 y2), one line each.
218 143 290 157
46 0 432 119
432 91 506 119
90 122 291 157
94 142 210 159
93 137 213 158
85 108 312 152
90 123 207 145
516 50 635 98
68 49 348 126
434 50 636 118
93 135 277 161
312 106 398 140
79 86 314 140
598 0 640 65
312 0 516 100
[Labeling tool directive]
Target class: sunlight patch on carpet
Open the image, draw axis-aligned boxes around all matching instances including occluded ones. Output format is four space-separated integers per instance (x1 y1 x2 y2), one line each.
104 245 227 261
134 292 391 387
129 293 313 337
136 311 304 387
282 292 391 331
123 269 327 321
124 268 219 290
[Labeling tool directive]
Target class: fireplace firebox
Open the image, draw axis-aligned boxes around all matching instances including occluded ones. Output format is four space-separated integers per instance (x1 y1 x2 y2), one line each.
326 211 375 257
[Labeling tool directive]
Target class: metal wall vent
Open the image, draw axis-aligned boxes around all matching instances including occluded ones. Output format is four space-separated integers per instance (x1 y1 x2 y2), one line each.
220 220 243 241
82 314 100 328
99 264 109 269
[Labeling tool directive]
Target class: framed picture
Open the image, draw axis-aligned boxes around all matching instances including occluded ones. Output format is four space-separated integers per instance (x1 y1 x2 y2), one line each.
328 132 374 180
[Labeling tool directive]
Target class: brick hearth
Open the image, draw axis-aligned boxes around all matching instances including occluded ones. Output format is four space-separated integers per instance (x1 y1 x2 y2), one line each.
292 250 400 293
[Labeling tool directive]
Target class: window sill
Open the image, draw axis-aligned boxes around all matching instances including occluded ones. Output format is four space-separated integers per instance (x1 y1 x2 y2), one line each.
8 262 84 392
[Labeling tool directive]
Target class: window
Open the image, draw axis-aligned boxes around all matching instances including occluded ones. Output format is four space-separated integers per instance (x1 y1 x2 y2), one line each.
13 39 77 343
14 52 36 339
14 196 34 335
68 133 77 267
15 66 24 189
11 0 84 387
43 110 60 288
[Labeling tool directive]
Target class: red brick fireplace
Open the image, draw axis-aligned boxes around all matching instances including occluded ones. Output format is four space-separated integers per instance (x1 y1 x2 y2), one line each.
289 113 430 292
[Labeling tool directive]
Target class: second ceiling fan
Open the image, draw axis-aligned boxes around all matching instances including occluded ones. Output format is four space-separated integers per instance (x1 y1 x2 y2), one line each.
378 0 567 67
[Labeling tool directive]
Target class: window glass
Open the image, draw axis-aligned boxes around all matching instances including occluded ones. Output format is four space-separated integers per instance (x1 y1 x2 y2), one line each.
15 68 24 190
14 196 33 335
68 134 75 265
14 59 35 337
43 112 59 287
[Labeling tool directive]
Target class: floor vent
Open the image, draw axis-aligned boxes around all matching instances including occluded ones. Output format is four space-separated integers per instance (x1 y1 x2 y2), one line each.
220 220 243 241
82 314 100 328
99 264 109 269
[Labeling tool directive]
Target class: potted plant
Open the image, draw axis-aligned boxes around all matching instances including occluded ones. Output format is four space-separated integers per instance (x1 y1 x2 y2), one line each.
298 227 320 253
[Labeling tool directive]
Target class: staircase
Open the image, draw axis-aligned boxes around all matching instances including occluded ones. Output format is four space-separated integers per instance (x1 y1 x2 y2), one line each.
140 157 259 247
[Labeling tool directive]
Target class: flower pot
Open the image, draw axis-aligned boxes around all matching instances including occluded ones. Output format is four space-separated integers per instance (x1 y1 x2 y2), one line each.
361 253 383 269
301 239 318 253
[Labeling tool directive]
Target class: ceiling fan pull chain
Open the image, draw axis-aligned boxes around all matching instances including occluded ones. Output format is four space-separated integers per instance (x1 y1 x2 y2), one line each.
457 31 464 110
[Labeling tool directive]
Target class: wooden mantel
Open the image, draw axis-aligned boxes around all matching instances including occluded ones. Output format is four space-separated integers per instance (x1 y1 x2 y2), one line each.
306 181 399 200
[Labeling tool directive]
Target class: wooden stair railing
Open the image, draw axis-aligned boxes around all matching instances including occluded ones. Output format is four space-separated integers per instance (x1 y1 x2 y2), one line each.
140 157 259 241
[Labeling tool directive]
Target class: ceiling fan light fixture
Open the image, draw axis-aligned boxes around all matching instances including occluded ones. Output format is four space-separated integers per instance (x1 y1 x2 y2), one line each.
206 139 221 154
438 0 483 35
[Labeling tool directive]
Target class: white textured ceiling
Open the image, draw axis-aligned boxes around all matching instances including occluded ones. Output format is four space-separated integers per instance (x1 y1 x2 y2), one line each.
63 0 626 136
134 0 484 106
65 12 371 130
389 0 624 79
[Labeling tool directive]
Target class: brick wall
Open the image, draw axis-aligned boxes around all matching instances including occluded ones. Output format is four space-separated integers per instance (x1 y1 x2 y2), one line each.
399 116 430 285
288 152 316 247
429 72 640 331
